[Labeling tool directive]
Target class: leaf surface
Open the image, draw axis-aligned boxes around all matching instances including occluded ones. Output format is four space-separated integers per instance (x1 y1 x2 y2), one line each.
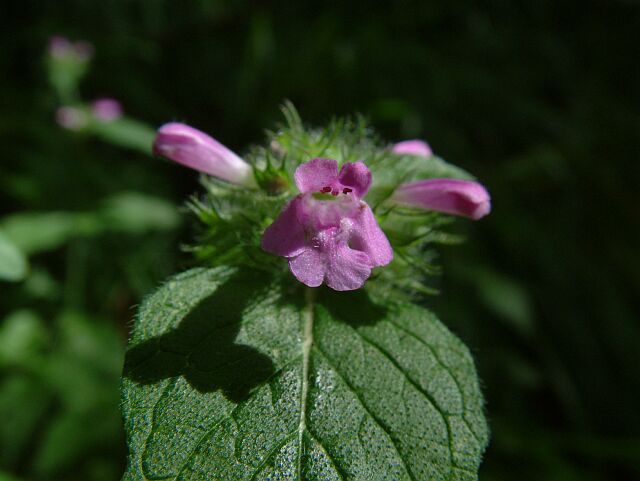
121 267 488 480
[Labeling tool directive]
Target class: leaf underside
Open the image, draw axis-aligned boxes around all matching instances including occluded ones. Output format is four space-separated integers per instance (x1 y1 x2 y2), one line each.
121 267 488 481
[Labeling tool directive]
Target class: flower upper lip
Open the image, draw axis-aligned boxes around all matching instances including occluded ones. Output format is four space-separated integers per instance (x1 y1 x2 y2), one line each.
294 158 372 199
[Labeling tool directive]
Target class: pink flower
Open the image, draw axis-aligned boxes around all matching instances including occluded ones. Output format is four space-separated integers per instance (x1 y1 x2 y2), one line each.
152 123 256 187
392 139 433 158
392 178 491 220
48 36 93 61
262 158 393 291
91 98 122 122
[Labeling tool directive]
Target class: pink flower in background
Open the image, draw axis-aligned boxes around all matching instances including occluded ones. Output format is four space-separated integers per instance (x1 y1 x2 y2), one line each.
91 98 123 122
152 123 256 187
262 158 393 291
392 178 491 220
48 36 72 57
392 139 433 158
55 106 87 130
48 36 93 61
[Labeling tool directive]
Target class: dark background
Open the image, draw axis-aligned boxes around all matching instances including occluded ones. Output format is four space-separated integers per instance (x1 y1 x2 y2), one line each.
1 1 639 480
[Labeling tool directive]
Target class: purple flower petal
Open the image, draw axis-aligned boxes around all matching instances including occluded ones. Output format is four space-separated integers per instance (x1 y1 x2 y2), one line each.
349 204 394 267
392 140 433 158
288 227 373 291
153 123 256 187
261 198 307 258
338 161 372 198
324 243 372 291
294 158 339 193
289 248 325 288
393 178 491 220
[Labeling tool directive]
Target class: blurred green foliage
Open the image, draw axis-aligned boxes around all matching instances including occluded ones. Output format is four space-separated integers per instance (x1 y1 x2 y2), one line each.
1 1 638 480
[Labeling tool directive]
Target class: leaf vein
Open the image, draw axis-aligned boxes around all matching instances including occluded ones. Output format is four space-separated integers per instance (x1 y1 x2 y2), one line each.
386 319 482 445
354 328 481 477
141 378 179 480
314 345 416 481
248 431 298 481
305 431 348 481
172 355 302 480
348 328 456 478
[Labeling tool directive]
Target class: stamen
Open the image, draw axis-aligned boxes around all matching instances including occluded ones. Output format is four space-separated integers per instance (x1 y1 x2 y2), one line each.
343 188 353 194
320 186 332 193
331 189 339 196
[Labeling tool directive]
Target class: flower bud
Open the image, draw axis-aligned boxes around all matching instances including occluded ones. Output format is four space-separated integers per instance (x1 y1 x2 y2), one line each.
91 98 123 122
392 140 433 158
153 123 257 187
392 178 491 220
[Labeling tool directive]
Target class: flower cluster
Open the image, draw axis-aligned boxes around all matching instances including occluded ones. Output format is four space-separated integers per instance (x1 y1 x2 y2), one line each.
47 36 124 131
153 122 491 292
56 98 123 131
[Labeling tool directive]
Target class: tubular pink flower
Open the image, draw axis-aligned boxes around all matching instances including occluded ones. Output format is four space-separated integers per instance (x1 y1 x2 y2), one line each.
392 178 491 220
153 122 256 187
91 98 122 122
262 158 393 291
392 139 433 158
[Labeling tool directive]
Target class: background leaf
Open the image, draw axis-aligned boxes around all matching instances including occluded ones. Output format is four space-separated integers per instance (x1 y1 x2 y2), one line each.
0 310 125 481
121 267 488 480
1 193 179 256
90 117 156 155
0 230 28 282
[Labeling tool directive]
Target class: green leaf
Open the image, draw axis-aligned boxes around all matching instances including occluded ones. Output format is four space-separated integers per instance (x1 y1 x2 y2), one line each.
0 310 48 366
0 374 52 468
90 117 156 154
0 230 28 281
0 310 125 480
121 267 488 480
0 211 88 255
0 193 179 255
99 191 180 233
